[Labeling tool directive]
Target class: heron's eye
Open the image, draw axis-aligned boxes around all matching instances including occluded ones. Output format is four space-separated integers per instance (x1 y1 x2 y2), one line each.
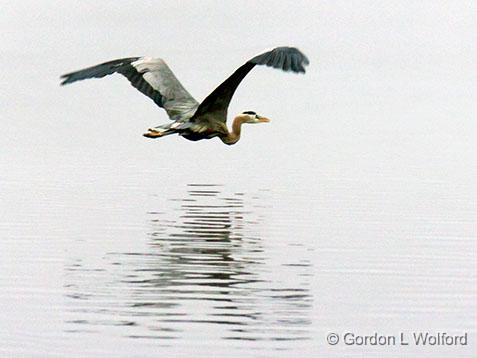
255 115 259 118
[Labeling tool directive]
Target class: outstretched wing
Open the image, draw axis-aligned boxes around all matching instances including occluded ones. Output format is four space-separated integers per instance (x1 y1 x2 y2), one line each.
192 47 309 122
60 57 199 120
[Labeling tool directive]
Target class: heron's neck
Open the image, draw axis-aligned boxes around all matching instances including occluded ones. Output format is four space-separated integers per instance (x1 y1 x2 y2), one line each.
222 116 246 145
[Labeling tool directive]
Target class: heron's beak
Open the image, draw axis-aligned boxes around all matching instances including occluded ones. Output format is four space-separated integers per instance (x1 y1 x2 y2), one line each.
258 117 270 123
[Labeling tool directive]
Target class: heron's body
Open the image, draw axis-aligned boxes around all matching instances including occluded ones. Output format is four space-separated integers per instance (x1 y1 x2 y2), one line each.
61 47 309 145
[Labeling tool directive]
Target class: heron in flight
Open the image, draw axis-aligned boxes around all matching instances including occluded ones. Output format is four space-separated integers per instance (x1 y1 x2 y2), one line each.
61 47 309 145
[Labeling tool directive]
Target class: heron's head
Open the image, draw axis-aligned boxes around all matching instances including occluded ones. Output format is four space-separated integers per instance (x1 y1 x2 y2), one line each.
239 111 271 124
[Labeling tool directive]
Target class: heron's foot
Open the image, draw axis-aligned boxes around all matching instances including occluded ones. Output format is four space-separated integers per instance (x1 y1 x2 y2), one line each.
143 128 164 138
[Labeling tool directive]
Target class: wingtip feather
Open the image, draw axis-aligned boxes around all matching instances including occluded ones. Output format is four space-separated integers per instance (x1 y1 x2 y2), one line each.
249 46 309 74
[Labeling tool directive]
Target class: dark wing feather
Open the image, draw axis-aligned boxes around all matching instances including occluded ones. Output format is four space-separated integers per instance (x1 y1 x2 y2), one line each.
60 57 140 83
192 47 309 123
60 57 199 120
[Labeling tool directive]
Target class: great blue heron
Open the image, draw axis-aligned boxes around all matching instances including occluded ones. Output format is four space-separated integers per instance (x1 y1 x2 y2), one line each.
61 46 309 145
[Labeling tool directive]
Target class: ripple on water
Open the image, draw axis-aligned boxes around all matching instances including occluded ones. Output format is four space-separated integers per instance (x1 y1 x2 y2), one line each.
63 184 313 353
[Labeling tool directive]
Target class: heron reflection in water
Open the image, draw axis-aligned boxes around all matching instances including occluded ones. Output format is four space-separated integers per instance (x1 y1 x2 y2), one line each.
146 185 259 292
132 185 312 342
61 47 309 145
63 185 312 344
